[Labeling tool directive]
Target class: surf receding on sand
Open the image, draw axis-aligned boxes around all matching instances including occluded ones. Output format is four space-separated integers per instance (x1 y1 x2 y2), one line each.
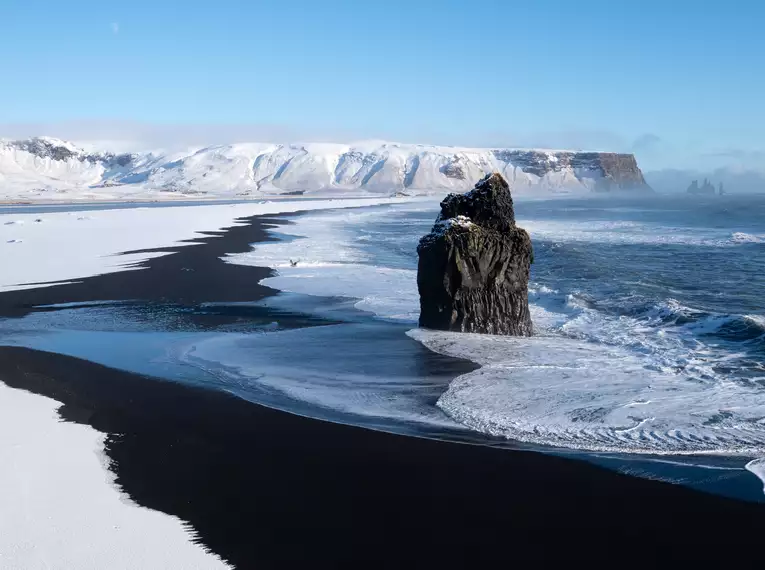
745 459 765 493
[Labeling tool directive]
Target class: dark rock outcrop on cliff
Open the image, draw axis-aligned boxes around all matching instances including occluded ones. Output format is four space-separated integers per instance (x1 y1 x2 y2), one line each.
11 137 135 167
439 155 467 180
417 173 533 336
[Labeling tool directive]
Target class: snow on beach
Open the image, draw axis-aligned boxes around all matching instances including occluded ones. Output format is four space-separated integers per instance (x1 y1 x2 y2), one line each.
0 197 402 292
0 382 231 570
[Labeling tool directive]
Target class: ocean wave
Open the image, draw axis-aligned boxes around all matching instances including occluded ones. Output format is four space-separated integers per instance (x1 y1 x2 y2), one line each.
521 218 715 246
530 284 765 351
522 220 765 248
730 232 765 244
625 299 764 344
685 313 765 343
421 284 765 456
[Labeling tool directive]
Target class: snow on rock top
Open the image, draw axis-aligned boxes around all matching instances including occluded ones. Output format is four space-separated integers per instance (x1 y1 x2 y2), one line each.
433 215 475 236
0 136 651 202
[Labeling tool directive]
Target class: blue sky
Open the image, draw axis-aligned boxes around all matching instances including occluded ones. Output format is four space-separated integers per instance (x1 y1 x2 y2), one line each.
1 0 763 170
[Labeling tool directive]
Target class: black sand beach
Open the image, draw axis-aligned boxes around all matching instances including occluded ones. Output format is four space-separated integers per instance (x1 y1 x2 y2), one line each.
2 210 765 568
3 345 765 568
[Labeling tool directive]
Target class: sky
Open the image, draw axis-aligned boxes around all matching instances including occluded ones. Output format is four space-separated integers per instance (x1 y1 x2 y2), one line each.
0 0 763 171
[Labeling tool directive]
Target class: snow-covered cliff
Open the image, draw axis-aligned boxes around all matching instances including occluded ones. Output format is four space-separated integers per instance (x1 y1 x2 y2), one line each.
0 137 651 201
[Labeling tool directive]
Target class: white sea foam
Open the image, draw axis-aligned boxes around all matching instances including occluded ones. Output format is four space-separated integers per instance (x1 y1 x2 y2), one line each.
731 232 765 244
745 458 765 492
520 218 706 246
227 200 435 321
411 328 765 455
519 219 764 248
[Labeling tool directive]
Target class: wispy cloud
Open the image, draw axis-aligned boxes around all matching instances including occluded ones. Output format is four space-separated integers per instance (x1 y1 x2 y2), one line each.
703 148 765 161
111 22 119 35
631 133 662 152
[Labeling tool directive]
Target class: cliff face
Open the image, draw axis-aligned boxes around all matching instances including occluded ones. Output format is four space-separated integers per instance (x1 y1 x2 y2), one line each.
494 150 650 192
586 153 649 192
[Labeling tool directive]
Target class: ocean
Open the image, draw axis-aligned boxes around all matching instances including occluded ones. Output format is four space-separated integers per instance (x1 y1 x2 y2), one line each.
2 193 764 500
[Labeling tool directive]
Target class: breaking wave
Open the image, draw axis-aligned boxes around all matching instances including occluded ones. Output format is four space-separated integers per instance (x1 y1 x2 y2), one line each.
731 232 765 244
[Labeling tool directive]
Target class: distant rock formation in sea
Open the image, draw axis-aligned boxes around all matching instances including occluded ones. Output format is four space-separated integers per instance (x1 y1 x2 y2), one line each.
687 178 717 195
416 173 533 336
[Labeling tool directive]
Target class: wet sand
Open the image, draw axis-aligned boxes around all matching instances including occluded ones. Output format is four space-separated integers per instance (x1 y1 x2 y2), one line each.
1 211 765 568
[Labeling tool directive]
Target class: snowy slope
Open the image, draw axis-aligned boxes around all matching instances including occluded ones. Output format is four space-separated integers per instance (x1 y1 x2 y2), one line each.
0 137 651 202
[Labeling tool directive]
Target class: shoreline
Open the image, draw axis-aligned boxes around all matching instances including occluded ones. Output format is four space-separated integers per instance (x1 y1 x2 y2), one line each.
3 345 765 566
2 207 765 566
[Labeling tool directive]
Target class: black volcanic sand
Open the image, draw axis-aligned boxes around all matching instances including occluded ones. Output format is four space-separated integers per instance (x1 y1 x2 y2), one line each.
2 346 765 568
2 210 765 567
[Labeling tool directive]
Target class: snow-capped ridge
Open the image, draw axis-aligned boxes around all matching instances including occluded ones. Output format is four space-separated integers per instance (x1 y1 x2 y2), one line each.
0 136 651 202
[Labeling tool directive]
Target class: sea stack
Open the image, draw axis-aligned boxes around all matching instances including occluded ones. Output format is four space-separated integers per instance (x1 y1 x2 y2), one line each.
416 173 533 335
